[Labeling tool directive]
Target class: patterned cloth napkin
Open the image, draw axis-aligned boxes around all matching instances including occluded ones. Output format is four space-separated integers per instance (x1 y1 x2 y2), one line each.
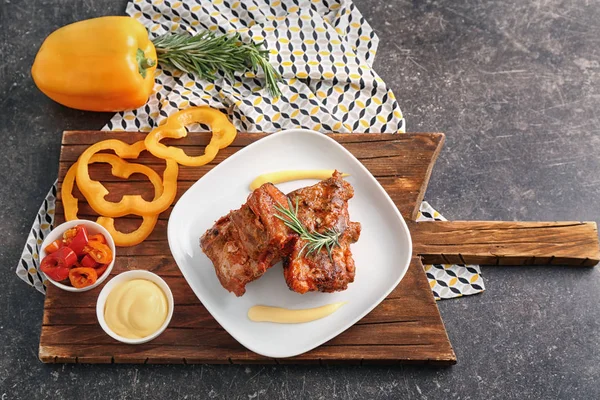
109 0 405 133
15 0 485 300
417 202 485 299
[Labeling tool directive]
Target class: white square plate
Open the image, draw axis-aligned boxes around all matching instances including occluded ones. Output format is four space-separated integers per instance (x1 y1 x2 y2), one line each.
168 129 412 358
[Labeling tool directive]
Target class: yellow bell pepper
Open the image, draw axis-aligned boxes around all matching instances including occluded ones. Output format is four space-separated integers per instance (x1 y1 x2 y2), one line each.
144 106 238 166
76 140 179 218
31 16 157 112
62 154 162 247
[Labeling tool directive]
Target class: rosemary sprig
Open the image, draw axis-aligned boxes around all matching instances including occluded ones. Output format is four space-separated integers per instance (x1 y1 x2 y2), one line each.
152 31 281 97
274 198 341 260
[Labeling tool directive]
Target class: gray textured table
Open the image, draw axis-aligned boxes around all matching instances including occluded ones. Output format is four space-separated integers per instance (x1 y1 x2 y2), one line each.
2 0 599 398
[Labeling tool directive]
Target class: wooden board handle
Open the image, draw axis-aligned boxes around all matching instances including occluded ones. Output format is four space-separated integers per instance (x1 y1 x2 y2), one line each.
410 221 600 266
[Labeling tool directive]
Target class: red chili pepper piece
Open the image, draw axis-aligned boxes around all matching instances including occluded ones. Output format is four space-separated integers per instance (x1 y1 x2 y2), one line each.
40 247 78 281
83 240 113 264
88 233 107 244
68 267 98 288
67 226 89 256
80 254 98 269
94 263 109 278
44 239 64 254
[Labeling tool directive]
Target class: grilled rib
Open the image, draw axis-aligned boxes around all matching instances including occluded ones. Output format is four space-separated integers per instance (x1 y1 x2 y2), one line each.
200 183 289 296
200 171 360 296
283 171 361 293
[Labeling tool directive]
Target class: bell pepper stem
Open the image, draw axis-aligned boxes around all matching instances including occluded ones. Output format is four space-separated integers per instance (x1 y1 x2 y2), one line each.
140 58 156 69
136 48 156 78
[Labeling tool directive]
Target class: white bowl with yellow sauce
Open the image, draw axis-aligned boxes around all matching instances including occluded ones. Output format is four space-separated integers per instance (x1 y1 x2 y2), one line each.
96 270 174 344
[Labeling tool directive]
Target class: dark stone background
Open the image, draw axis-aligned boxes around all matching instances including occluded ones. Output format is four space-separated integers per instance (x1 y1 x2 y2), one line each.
1 0 599 398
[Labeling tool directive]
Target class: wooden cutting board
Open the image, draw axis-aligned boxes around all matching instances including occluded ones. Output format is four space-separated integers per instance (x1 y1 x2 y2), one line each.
39 132 600 365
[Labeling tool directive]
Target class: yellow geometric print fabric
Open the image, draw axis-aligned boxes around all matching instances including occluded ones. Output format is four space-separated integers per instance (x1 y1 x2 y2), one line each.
104 0 405 133
15 186 55 293
418 202 486 300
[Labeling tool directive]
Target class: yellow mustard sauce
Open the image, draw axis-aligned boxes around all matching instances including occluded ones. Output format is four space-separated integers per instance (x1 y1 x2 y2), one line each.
248 302 347 324
249 170 349 190
104 279 168 339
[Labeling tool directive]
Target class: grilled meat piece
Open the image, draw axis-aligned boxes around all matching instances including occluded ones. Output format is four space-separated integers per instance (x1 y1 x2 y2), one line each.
200 183 289 296
200 171 360 296
246 183 292 250
283 171 361 293
199 214 258 296
284 222 361 293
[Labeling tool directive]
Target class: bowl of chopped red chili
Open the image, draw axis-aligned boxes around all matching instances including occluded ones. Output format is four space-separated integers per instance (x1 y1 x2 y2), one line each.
39 219 116 292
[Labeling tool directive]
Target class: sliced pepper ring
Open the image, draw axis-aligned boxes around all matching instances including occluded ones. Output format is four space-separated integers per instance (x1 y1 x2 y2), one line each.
62 153 161 247
144 106 237 166
75 139 178 217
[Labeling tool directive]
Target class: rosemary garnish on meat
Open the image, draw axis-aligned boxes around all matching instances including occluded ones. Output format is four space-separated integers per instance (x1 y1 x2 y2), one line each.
274 198 341 260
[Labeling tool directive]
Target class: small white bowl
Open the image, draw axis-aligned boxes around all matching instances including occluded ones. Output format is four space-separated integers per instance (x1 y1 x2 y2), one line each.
96 270 174 344
39 219 116 292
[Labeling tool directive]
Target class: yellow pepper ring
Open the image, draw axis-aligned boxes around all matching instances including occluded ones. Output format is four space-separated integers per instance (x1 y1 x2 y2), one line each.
61 154 161 247
75 139 179 218
144 106 237 167
62 162 82 222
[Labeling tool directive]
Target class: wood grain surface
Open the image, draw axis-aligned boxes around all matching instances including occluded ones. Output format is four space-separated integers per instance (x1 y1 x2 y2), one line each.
41 131 457 365
412 221 600 266
40 131 600 365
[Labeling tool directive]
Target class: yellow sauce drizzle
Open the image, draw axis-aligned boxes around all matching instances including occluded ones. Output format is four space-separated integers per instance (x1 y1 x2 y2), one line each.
248 302 347 324
250 170 349 190
104 279 168 339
